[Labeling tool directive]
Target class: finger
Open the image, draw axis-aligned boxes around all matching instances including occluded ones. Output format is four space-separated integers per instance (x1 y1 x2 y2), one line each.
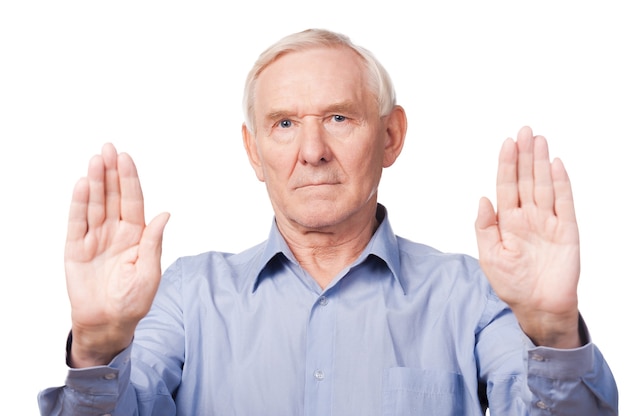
102 143 121 221
516 126 535 206
117 152 145 226
140 212 170 260
67 177 89 244
495 137 519 212
86 154 106 227
552 158 577 223
532 135 555 212
136 212 170 287
475 196 501 256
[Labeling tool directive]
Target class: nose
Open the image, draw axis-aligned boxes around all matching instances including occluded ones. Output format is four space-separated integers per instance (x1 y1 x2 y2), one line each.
298 118 332 166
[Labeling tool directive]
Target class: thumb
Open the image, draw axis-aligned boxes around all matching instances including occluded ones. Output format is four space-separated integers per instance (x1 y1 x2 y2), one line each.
140 212 171 262
475 197 500 257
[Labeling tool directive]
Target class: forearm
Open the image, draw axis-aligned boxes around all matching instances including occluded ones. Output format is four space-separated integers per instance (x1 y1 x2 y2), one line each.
38 346 138 415
38 340 179 416
526 341 618 415
477 302 618 415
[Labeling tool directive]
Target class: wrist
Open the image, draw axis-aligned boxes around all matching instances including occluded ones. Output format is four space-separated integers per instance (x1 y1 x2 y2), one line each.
518 310 582 349
68 326 133 368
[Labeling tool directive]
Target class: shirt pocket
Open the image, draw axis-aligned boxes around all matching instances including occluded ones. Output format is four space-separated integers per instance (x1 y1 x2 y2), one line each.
382 367 465 416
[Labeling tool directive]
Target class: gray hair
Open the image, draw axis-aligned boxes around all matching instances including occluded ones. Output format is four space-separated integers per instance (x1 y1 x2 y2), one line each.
242 28 397 134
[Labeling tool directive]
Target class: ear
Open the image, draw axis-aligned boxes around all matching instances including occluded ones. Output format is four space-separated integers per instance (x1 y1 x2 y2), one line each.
242 123 266 182
382 105 407 168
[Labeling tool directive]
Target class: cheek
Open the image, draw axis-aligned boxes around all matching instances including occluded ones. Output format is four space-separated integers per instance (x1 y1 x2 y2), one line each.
348 138 384 170
259 145 296 183
343 150 384 190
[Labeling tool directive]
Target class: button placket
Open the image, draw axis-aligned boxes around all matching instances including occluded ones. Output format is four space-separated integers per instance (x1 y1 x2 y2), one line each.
303 291 335 414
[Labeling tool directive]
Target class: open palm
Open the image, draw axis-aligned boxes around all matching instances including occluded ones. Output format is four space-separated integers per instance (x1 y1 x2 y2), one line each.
475 127 581 348
65 143 169 366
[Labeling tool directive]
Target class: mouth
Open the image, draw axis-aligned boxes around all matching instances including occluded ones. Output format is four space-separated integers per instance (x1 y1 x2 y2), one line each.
292 171 342 190
295 181 339 190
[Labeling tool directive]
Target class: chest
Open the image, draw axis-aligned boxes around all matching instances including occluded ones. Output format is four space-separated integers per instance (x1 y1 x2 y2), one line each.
176 271 484 415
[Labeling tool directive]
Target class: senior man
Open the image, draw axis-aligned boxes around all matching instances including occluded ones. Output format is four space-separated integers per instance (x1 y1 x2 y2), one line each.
39 28 618 415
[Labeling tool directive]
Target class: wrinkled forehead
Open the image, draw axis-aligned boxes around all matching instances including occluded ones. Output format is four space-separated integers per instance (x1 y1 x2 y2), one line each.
254 46 375 109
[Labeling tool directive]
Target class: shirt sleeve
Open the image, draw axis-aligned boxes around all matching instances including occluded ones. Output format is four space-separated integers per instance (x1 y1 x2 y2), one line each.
38 261 185 416
477 300 618 415
37 341 178 415
524 321 619 415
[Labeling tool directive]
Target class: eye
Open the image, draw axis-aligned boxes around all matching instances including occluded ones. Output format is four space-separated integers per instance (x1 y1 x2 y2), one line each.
279 119 292 128
332 115 346 122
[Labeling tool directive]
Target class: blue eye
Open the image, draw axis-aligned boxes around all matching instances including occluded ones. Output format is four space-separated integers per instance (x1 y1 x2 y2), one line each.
279 119 292 128
333 115 346 122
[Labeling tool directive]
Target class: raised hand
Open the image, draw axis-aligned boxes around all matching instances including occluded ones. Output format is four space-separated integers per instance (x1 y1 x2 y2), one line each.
475 126 581 348
65 143 169 367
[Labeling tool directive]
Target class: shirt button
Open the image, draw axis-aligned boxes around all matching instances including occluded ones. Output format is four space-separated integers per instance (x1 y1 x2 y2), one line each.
536 401 549 410
319 296 328 306
530 353 545 362
103 373 117 380
314 369 325 380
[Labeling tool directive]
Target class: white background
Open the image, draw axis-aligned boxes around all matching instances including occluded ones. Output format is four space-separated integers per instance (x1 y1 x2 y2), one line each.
1 1 624 414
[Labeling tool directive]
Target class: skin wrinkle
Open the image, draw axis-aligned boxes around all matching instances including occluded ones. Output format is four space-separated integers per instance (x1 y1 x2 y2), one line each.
243 46 406 288
43 29 617 414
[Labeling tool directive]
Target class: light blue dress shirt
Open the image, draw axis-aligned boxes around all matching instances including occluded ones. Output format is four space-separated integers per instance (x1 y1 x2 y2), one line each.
39 205 618 415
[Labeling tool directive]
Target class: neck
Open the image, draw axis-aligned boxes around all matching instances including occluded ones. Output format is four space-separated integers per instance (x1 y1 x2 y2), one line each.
276 204 380 289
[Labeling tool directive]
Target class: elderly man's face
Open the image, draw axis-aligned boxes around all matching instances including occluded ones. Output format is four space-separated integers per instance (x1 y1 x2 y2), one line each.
244 46 404 233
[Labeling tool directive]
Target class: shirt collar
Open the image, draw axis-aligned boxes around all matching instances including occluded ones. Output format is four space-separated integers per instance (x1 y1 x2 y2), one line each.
367 204 406 294
251 204 406 294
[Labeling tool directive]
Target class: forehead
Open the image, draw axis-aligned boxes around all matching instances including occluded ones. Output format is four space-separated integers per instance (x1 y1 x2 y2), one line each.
254 46 376 116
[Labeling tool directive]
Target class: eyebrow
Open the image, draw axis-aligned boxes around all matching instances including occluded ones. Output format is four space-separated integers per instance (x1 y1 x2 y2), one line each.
265 110 294 124
324 101 359 115
264 101 360 123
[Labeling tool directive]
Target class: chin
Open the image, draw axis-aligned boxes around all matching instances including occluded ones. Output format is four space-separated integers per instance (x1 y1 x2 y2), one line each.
289 202 357 231
293 213 339 230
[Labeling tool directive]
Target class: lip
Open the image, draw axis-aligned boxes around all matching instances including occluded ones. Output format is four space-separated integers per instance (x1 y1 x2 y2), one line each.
295 182 338 190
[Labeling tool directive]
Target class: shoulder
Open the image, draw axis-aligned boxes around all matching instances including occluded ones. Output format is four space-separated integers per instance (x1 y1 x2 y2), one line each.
395 235 495 299
160 240 268 291
394 236 510 332
396 236 480 271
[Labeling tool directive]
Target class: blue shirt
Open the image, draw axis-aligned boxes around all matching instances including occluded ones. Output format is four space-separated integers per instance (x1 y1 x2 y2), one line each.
38 205 618 415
